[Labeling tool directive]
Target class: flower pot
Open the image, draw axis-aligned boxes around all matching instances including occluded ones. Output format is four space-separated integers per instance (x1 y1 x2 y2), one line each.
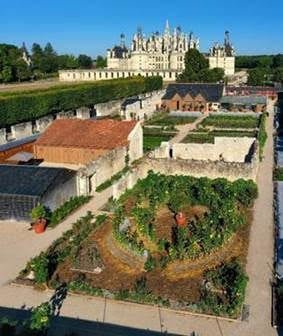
33 218 47 234
175 212 186 227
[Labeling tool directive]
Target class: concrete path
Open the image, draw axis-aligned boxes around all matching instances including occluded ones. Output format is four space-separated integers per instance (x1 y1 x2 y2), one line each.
0 102 277 335
169 114 207 144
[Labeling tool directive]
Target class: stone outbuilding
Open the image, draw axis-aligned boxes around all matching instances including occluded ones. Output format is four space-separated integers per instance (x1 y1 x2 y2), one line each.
161 83 224 112
34 119 143 165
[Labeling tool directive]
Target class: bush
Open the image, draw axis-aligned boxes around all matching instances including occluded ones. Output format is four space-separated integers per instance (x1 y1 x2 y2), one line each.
232 179 258 207
96 166 130 192
49 196 91 227
30 253 49 284
0 77 162 127
258 113 268 160
144 254 157 271
29 302 52 333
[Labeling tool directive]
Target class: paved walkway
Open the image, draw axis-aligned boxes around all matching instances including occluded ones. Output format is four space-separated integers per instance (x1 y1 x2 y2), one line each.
169 114 207 144
0 102 277 335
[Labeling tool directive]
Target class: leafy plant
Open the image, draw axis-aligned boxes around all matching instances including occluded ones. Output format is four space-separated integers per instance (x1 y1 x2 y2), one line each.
29 302 52 333
31 205 48 221
144 254 157 272
30 253 49 284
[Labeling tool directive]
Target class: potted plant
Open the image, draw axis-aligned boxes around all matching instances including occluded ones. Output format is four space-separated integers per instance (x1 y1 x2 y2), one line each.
31 205 48 234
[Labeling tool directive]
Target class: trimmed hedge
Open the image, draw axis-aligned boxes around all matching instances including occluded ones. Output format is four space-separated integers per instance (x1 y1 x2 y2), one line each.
0 76 162 127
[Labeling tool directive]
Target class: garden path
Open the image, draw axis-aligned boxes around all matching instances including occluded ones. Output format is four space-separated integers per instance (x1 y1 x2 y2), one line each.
169 113 208 144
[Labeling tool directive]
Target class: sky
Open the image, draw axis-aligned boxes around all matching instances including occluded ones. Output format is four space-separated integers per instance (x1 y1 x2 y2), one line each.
0 0 282 57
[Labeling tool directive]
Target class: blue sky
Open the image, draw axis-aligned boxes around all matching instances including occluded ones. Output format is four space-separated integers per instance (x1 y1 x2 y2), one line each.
0 0 282 57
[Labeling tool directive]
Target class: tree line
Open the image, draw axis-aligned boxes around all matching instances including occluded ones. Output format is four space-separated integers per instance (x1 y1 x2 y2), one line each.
0 42 107 83
236 54 283 86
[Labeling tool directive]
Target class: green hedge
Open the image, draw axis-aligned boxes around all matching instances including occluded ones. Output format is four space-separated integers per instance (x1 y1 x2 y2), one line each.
0 76 162 127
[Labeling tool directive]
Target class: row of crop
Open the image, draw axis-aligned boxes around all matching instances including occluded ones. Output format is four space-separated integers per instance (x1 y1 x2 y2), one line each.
183 130 257 144
201 115 260 129
0 76 162 127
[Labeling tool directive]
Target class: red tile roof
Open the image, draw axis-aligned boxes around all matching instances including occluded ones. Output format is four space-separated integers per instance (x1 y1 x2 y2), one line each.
35 119 137 150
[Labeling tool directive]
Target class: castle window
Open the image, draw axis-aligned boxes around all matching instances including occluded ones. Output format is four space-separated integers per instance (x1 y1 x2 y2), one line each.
105 72 108 78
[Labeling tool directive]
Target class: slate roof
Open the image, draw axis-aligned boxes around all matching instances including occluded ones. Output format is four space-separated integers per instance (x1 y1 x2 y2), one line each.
0 165 75 197
220 95 267 105
162 83 224 102
35 119 137 150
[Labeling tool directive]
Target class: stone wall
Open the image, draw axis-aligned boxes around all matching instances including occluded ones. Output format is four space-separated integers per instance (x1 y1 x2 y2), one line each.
94 99 124 117
128 123 143 163
0 129 6 145
76 107 90 119
35 116 54 133
11 122 33 140
57 110 75 119
78 146 127 194
152 137 256 163
142 154 258 181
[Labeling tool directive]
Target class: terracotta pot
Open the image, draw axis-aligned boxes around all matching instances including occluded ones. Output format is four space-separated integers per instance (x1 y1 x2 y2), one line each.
33 218 47 234
175 212 186 227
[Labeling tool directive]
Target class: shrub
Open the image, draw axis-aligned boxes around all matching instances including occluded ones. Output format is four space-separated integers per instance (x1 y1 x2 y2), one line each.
144 254 157 271
258 113 268 160
30 253 49 284
49 196 91 227
232 179 258 207
0 77 162 127
29 302 52 333
96 166 130 192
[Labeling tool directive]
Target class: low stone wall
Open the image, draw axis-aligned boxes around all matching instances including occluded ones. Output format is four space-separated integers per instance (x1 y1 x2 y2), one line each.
57 110 75 119
11 122 33 140
94 99 124 117
76 107 90 119
152 137 256 164
0 129 6 145
36 116 54 133
142 155 259 181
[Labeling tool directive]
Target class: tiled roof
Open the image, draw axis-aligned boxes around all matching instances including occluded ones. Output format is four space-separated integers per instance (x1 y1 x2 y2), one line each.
35 119 137 150
0 165 75 196
162 83 224 102
220 95 267 105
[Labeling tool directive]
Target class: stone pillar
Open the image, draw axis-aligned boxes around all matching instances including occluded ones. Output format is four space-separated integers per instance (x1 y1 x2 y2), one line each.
0 128 7 145
35 116 54 133
11 122 33 140
76 107 90 120
77 175 89 196
56 110 75 119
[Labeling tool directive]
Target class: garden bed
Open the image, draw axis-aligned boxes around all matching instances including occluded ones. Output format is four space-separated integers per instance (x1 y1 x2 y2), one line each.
200 115 260 129
17 173 257 319
145 112 197 127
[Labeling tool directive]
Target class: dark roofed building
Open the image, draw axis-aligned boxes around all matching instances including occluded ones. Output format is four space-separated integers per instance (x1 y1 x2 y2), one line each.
0 165 77 221
162 83 224 112
220 95 267 112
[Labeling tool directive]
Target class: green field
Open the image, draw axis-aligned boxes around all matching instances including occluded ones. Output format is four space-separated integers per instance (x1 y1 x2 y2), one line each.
183 130 257 144
143 134 173 151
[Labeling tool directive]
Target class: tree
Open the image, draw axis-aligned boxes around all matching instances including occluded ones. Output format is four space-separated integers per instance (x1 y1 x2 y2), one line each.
178 49 224 83
15 59 32 81
96 55 107 68
78 54 93 69
273 66 283 83
57 54 79 69
247 68 267 86
1 65 13 82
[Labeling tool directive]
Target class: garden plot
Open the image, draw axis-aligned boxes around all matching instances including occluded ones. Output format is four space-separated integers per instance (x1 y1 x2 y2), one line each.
16 173 258 319
200 115 260 129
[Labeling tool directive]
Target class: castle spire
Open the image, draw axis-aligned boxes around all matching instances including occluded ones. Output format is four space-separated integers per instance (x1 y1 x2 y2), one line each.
164 20 170 35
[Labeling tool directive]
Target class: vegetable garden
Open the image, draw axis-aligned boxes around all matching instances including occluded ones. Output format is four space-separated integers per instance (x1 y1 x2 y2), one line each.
16 172 258 319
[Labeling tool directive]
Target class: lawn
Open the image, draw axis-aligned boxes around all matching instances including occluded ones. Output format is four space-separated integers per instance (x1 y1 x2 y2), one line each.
201 115 260 129
17 173 258 319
